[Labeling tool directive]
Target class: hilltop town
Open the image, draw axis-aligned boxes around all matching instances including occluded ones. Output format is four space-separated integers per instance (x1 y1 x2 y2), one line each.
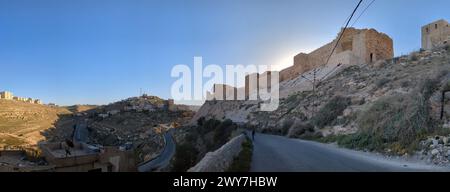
0 91 42 105
0 93 195 171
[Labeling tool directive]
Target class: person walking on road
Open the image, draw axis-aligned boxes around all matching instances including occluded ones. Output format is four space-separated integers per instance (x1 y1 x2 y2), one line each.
252 129 256 141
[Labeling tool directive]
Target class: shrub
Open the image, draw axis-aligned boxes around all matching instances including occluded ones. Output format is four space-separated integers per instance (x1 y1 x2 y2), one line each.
172 142 199 172
199 118 221 134
375 78 390 88
444 80 450 91
410 54 419 61
356 91 435 153
197 117 205 126
336 133 384 151
212 119 237 150
227 139 253 172
419 78 440 99
281 118 294 135
287 121 314 138
400 80 411 88
311 96 351 128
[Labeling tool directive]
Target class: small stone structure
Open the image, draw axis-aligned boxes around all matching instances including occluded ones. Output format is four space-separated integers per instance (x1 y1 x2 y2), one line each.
422 19 450 50
188 134 246 172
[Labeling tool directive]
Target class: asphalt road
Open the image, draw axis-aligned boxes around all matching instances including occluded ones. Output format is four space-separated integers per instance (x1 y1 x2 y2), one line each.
250 133 446 172
73 121 89 143
138 131 176 172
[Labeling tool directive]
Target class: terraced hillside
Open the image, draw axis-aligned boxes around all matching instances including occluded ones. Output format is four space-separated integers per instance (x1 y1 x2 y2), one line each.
0 100 72 149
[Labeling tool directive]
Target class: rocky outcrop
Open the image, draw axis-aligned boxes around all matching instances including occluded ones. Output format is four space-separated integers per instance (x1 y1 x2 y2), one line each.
418 135 450 166
188 134 246 172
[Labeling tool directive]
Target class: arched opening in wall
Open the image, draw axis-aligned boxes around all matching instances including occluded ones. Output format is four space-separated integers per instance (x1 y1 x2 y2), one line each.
370 53 374 63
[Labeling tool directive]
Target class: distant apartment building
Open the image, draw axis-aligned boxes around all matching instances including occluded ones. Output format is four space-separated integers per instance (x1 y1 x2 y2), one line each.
13 96 27 102
0 90 43 104
26 98 34 103
422 19 450 50
0 91 13 100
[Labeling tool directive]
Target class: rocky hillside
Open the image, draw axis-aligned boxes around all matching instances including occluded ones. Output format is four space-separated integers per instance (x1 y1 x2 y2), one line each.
0 100 71 149
193 46 450 163
65 105 98 113
79 95 195 163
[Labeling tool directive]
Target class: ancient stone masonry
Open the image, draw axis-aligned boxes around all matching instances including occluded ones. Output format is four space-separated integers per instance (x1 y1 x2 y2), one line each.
422 19 450 50
280 27 394 81
207 27 393 100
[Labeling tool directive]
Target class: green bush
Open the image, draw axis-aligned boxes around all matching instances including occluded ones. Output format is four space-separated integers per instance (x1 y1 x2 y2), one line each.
336 133 384 151
172 142 199 172
281 119 294 135
212 119 237 150
356 92 435 153
227 139 253 172
287 121 314 138
410 54 419 61
444 80 450 91
311 96 351 128
375 78 390 88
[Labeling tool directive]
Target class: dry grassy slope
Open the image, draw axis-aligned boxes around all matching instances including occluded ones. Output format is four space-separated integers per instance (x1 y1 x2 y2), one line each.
65 105 98 113
250 48 450 134
0 100 72 148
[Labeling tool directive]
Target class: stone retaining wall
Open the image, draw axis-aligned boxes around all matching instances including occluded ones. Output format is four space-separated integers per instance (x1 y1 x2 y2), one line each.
188 134 246 172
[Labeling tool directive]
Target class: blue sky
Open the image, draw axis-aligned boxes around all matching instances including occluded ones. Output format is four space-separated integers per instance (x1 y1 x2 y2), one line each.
0 0 449 106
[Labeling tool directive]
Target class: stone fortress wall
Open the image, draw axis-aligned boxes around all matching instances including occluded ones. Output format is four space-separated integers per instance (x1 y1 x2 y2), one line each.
280 27 393 81
422 19 450 50
208 27 394 100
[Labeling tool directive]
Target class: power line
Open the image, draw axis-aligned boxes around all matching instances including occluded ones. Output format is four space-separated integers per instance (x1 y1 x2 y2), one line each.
351 0 376 27
318 0 375 82
308 0 363 115
323 0 363 68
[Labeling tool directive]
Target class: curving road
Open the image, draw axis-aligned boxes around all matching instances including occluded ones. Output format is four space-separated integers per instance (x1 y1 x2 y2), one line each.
138 131 176 172
73 122 89 143
250 133 448 172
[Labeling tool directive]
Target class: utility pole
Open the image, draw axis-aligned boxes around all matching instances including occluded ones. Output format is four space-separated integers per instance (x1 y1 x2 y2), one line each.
442 90 449 120
312 68 317 115
302 0 363 117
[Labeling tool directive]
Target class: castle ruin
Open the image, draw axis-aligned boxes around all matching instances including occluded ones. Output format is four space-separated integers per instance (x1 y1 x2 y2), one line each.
280 27 394 81
207 27 394 100
422 19 450 50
